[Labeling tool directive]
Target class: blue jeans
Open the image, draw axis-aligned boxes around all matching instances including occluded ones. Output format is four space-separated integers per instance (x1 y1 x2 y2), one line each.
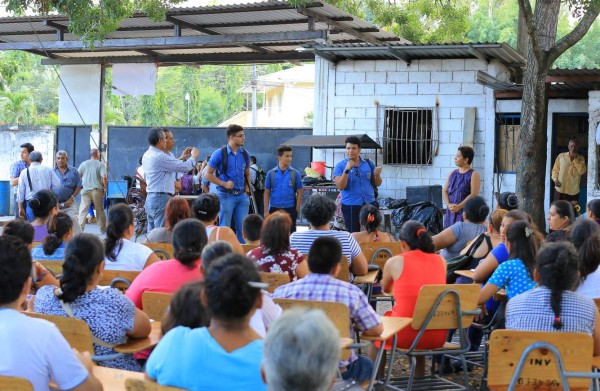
341 355 374 383
25 202 34 222
145 193 171 233
218 192 250 243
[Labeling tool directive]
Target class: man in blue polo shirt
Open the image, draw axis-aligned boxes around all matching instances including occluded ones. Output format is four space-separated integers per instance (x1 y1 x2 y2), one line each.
205 124 252 243
333 136 382 233
264 144 303 233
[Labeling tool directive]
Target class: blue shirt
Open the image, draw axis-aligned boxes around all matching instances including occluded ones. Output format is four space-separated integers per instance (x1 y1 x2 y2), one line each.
333 157 376 205
31 242 66 260
488 258 536 299
146 326 266 391
9 160 29 195
53 166 82 202
265 165 303 208
208 145 250 193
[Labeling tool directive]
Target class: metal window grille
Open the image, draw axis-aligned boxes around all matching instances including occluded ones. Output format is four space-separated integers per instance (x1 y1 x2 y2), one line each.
380 107 437 165
495 114 520 173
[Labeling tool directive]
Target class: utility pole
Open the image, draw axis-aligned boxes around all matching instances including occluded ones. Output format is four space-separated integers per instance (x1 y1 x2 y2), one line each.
251 64 257 127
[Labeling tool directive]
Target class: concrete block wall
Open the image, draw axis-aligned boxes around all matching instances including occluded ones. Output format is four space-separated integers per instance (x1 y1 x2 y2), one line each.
314 57 505 209
0 126 56 181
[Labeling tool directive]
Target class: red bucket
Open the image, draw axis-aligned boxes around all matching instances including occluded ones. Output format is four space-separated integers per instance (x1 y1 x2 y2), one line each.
310 161 326 177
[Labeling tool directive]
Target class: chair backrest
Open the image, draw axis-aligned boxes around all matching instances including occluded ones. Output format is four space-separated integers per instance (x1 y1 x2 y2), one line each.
25 312 95 354
359 241 402 269
274 298 350 360
142 291 173 321
411 284 480 330
34 260 64 277
335 256 350 282
125 378 185 391
142 243 173 260
241 243 258 253
31 241 42 249
488 329 593 391
0 376 33 391
99 270 141 292
259 272 290 294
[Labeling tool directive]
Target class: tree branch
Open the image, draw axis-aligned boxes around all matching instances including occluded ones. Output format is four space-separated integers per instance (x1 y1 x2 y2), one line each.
517 0 540 55
548 5 600 64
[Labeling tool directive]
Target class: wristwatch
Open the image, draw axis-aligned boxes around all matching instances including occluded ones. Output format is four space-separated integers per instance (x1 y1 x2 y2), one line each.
345 169 351 174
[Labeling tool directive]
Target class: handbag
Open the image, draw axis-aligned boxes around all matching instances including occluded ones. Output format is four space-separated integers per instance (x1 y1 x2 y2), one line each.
445 233 488 284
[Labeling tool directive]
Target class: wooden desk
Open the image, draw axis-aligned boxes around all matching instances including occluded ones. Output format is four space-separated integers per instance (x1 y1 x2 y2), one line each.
114 321 161 353
94 366 144 390
454 269 475 279
361 317 413 342
494 289 507 301
340 337 354 349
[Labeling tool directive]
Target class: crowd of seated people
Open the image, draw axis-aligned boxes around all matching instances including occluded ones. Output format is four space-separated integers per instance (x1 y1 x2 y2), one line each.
4 191 600 390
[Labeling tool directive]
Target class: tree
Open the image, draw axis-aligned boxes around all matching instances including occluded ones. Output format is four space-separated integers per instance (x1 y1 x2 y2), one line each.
0 91 36 124
516 0 599 229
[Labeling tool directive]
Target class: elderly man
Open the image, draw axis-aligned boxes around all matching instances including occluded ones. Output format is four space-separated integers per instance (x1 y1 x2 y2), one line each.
78 149 107 233
552 138 587 202
142 127 199 231
17 151 61 221
262 309 340 391
54 151 82 234
9 143 34 218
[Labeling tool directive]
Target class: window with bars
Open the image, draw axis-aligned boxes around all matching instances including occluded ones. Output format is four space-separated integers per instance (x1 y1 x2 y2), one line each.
381 107 437 165
495 114 520 173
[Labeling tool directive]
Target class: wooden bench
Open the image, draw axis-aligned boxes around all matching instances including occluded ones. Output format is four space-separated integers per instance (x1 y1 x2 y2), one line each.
125 378 185 391
142 243 174 260
258 272 290 294
0 376 33 390
34 259 64 277
26 312 94 353
99 270 141 292
241 243 258 254
142 291 173 321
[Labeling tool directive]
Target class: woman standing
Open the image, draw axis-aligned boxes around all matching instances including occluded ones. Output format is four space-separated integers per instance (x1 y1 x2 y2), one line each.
443 146 481 229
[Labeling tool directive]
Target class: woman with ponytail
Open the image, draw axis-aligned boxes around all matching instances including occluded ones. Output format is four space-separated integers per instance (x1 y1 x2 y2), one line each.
104 203 160 271
145 253 267 390
368 220 446 376
506 242 600 355
571 219 600 298
351 204 395 243
33 233 151 371
192 193 245 255
31 212 73 260
28 189 59 242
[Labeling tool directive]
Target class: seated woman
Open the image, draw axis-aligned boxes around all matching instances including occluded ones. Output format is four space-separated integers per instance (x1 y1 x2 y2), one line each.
31 212 73 260
33 233 152 371
478 220 539 307
145 253 267 390
368 220 446 376
161 281 210 336
571 219 600 299
351 204 395 244
104 203 160 271
506 242 600 355
29 189 59 242
545 200 574 242
192 193 245 255
497 192 519 211
587 199 600 225
247 211 308 282
146 196 190 244
433 196 489 260
3 219 58 298
290 194 368 278
201 241 281 337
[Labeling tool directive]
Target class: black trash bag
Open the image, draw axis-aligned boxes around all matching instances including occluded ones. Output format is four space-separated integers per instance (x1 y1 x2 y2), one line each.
391 201 443 234
378 197 408 210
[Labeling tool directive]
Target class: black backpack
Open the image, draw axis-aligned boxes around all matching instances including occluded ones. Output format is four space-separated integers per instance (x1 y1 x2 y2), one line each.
251 166 267 191
215 146 249 179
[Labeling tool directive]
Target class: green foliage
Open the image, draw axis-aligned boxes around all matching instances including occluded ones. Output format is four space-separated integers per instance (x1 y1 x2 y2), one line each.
0 91 37 124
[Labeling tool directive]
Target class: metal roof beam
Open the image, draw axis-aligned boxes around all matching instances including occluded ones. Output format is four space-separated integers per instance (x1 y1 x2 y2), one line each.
0 30 328 51
296 7 383 45
387 48 411 65
44 20 67 41
313 48 338 64
467 45 490 63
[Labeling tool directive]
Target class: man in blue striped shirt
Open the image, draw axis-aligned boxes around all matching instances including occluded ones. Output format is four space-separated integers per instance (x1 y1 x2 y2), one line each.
9 143 33 218
17 151 61 221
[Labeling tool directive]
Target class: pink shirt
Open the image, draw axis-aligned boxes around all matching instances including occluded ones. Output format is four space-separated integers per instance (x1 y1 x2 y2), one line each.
125 259 202 309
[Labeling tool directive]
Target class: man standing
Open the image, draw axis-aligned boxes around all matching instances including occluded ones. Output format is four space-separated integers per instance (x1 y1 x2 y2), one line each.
9 143 33 218
264 145 303 233
78 149 107 233
54 151 82 234
552 139 587 202
142 127 199 231
205 124 252 243
17 151 61 221
333 136 382 233
249 156 265 216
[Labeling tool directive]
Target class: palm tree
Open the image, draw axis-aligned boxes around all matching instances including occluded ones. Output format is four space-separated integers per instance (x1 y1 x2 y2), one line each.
0 91 36 125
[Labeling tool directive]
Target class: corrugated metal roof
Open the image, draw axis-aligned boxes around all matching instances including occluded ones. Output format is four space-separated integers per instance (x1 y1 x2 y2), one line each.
0 0 406 65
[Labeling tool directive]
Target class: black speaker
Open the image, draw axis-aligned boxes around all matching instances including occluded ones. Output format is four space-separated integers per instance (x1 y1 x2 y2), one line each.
406 185 443 209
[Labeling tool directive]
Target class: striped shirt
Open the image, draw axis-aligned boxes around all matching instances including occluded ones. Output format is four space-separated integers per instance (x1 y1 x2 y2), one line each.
290 229 361 265
9 160 29 195
272 273 381 365
507 286 596 334
142 146 196 194
17 163 61 202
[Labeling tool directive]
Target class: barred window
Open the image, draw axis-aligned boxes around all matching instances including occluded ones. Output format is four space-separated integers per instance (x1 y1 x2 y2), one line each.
380 107 437 165
496 114 520 173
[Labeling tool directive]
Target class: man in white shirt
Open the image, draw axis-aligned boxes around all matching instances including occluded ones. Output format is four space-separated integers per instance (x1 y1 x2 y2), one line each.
0 236 102 391
17 151 61 221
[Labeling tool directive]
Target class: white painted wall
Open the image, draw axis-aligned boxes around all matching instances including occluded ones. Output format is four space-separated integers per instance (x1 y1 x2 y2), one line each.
587 91 600 201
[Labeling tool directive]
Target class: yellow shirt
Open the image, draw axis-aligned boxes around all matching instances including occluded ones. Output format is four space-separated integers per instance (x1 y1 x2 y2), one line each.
551 152 586 195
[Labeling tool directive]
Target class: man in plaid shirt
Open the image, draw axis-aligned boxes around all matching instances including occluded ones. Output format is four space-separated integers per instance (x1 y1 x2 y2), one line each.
273 236 382 384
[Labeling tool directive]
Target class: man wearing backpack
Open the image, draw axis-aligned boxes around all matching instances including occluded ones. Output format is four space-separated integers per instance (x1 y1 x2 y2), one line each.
249 156 265 216
264 145 303 233
204 124 252 243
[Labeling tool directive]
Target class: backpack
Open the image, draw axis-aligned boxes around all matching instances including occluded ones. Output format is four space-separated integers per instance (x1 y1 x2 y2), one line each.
251 166 266 191
215 146 250 180
268 167 298 193
179 173 195 195
365 158 379 199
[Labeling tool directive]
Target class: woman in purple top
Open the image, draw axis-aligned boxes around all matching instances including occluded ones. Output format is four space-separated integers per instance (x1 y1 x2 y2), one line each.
443 146 481 229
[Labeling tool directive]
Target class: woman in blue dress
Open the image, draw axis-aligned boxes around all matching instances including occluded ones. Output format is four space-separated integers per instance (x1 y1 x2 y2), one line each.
443 146 481 229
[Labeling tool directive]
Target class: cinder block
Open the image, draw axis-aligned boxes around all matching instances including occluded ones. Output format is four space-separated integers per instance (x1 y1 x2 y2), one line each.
355 118 375 131
418 83 440 94
375 84 396 95
334 108 346 118
354 61 376 72
452 71 475 83
431 71 453 83
354 84 375 96
395 84 418 95
464 59 488 71
366 72 387 83
375 60 398 71
461 83 485 95
335 84 354 96
345 108 366 118
438 83 462 94
409 72 431 83
344 72 366 84
441 59 465 71
418 59 442 71
387 72 409 83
